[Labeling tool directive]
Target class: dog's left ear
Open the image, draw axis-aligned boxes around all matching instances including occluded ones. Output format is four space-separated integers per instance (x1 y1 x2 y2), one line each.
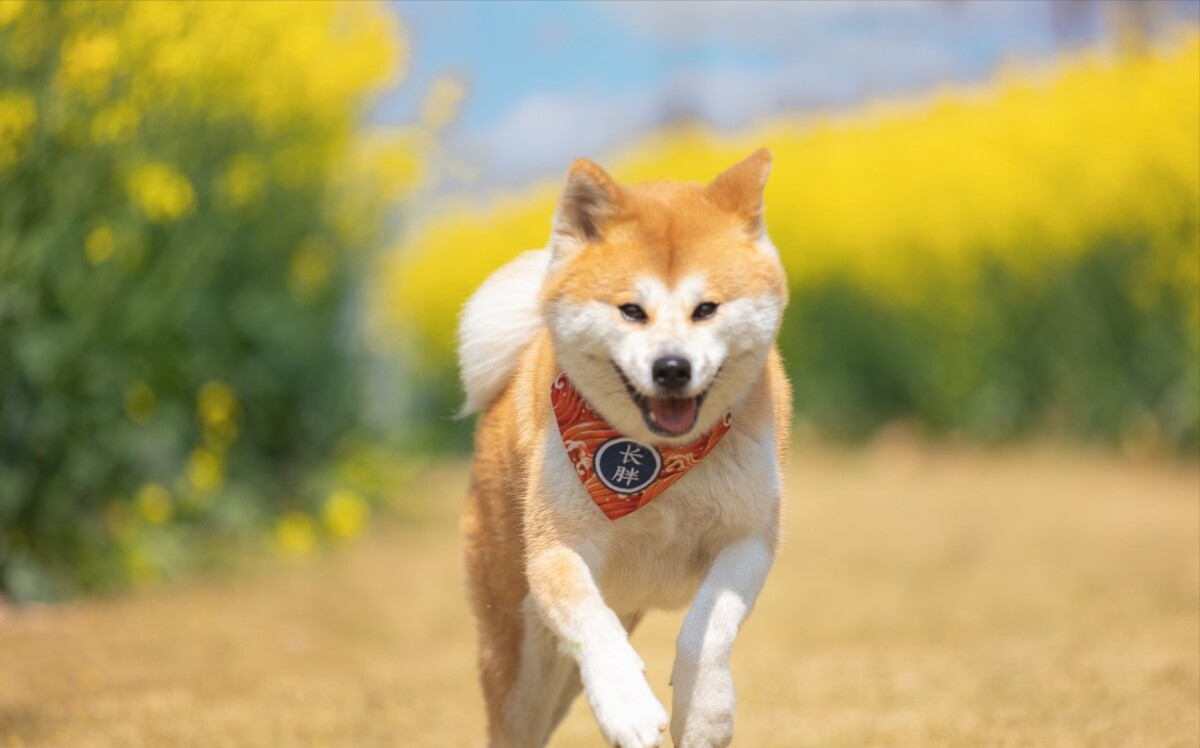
707 148 772 234
552 158 624 250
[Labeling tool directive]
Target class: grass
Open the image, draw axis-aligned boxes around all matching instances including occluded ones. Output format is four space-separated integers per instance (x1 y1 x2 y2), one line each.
0 442 1197 747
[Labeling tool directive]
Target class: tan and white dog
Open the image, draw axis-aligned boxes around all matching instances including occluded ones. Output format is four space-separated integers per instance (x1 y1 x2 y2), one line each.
458 149 791 748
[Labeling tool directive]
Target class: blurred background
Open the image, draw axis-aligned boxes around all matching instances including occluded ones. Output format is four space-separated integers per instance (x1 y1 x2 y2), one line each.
1 0 1197 601
0 2 1197 746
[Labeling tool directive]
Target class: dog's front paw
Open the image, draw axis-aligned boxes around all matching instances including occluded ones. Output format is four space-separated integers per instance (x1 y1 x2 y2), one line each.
582 652 668 748
670 662 735 748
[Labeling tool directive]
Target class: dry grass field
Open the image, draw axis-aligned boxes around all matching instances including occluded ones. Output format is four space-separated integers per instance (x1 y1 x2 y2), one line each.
1 443 1197 748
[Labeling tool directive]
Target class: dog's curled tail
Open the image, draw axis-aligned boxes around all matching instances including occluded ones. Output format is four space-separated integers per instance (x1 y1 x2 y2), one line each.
457 249 551 416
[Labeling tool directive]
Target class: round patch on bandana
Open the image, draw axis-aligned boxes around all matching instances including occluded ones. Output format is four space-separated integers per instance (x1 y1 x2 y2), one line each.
593 437 663 495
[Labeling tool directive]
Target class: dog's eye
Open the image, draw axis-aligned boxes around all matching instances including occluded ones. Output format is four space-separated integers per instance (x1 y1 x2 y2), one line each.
618 303 647 323
692 301 719 321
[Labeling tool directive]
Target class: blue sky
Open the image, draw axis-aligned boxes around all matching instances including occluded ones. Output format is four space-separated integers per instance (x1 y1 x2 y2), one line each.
377 0 1200 192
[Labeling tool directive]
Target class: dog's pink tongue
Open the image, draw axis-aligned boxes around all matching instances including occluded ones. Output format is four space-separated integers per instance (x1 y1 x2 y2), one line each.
648 397 698 435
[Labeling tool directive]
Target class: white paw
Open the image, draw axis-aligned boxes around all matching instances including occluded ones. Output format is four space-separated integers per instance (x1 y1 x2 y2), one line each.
582 651 668 748
670 662 735 748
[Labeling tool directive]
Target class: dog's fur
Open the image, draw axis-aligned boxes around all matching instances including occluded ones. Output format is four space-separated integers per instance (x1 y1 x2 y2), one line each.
458 150 791 748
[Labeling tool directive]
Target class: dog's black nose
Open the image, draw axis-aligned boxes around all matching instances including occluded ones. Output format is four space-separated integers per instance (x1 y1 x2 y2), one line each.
652 356 692 391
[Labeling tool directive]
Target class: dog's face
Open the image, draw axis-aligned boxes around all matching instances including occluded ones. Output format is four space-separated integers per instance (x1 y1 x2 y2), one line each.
542 150 787 446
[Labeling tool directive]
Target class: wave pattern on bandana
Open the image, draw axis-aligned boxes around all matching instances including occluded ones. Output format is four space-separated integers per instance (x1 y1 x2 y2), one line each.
551 373 732 520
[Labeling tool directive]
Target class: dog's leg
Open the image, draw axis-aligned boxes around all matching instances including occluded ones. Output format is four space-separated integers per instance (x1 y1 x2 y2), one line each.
524 611 641 740
527 545 668 748
670 537 774 748
547 660 583 735
497 596 582 748
468 571 523 748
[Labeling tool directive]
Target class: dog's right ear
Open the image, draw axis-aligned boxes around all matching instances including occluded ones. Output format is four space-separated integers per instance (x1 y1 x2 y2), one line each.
551 158 623 253
707 148 772 236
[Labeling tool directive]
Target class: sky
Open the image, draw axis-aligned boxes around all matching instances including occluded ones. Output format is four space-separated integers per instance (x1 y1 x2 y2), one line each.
376 0 1200 194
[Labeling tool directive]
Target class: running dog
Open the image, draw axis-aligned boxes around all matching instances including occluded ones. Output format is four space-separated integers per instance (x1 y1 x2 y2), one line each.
458 149 790 748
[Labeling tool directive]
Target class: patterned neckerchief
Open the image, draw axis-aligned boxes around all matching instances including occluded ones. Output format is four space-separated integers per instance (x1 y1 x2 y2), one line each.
550 372 732 520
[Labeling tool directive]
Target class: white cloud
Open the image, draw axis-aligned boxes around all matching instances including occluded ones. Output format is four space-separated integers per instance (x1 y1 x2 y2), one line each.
433 0 1063 192
607 0 939 42
450 87 663 187
443 34 970 190
603 0 1032 47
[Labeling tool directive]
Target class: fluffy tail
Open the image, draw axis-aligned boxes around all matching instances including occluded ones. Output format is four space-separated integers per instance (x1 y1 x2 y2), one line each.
457 249 551 415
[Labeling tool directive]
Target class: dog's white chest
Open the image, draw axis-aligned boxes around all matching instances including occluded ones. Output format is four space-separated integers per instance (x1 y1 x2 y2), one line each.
568 425 780 613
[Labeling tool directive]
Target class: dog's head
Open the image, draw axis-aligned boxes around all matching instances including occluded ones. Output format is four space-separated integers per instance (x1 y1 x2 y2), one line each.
541 149 787 446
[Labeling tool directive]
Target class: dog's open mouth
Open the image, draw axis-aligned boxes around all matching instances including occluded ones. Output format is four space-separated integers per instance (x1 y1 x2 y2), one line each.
613 364 706 438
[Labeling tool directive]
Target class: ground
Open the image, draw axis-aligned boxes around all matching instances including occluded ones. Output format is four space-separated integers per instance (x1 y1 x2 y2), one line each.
1 443 1197 748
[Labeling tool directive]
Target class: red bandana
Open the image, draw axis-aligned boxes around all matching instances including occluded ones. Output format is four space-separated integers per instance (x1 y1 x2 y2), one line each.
550 373 732 520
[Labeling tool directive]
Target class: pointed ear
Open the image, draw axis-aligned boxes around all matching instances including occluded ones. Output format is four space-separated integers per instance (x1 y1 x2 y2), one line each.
706 148 772 233
553 158 623 246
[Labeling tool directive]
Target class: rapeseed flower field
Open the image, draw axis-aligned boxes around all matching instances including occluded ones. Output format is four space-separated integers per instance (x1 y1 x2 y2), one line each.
0 0 419 599
381 30 1200 451
2 2 1196 601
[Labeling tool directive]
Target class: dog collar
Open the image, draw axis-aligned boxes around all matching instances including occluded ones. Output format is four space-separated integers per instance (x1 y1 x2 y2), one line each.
550 372 732 520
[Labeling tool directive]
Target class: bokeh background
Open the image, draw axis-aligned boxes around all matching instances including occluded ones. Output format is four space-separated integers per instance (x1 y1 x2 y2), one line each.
7 0 1190 600
1 0 1197 605
1 2 1198 746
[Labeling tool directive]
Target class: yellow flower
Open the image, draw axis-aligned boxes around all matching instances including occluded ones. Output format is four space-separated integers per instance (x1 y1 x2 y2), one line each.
186 447 224 492
57 31 120 98
91 102 140 145
0 90 36 170
135 484 172 525
198 380 239 450
123 381 156 424
0 0 27 27
197 380 236 428
275 512 316 555
85 224 115 265
321 488 368 540
127 163 195 222
0 90 35 139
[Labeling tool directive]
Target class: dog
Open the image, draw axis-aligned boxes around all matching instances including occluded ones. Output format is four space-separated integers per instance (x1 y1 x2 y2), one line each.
457 149 791 748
